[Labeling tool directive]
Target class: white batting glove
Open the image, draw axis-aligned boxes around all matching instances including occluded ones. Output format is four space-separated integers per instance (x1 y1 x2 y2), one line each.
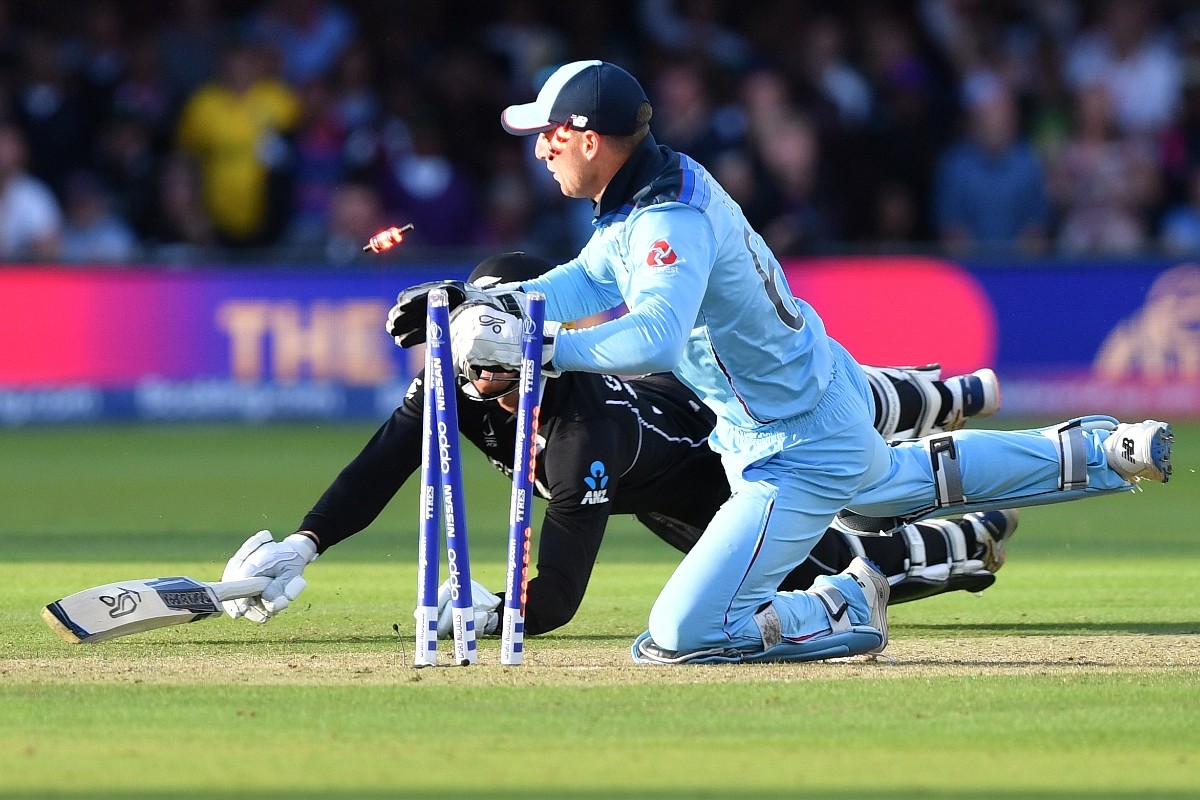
435 578 501 639
449 302 560 378
221 530 318 624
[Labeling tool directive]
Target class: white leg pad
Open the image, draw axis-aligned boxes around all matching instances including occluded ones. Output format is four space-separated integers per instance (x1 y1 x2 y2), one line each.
865 365 945 440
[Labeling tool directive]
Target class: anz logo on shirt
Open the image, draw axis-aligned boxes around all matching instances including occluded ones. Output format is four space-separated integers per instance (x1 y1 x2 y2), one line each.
580 461 610 505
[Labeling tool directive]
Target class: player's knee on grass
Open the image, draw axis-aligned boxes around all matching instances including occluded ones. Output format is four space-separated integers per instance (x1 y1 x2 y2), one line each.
647 595 764 653
647 601 719 653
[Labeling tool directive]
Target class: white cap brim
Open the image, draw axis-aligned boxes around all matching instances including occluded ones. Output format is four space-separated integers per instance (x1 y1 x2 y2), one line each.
500 103 557 135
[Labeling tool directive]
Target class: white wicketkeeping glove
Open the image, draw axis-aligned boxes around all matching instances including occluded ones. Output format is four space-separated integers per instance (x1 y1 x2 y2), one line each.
449 302 560 378
435 578 501 639
221 530 318 624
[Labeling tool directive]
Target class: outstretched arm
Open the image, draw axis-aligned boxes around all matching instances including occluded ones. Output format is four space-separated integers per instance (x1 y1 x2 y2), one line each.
220 377 425 624
298 380 425 550
527 206 715 376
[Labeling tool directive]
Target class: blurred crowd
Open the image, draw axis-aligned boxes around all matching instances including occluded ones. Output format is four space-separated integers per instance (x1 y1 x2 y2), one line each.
2 0 1200 266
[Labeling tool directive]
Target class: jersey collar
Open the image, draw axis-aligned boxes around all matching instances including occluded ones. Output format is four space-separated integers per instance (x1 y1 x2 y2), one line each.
594 133 673 220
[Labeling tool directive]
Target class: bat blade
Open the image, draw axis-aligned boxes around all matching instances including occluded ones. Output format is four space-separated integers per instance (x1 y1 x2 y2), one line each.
42 576 271 644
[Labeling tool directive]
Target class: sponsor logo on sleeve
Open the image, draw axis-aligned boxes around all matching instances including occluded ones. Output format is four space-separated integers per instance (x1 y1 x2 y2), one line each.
645 240 681 273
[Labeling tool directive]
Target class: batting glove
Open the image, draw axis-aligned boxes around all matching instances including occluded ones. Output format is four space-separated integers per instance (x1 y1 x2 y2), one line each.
221 530 318 624
435 578 501 639
386 279 527 348
449 302 560 379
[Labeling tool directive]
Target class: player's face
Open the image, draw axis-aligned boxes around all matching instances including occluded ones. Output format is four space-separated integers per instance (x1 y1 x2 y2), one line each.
534 126 594 200
471 368 520 410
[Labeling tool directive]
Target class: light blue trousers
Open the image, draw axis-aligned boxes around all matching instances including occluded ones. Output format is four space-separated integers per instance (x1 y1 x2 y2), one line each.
645 342 1132 653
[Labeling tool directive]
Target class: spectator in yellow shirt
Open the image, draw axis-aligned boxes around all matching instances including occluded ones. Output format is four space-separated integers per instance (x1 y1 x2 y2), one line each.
176 42 300 246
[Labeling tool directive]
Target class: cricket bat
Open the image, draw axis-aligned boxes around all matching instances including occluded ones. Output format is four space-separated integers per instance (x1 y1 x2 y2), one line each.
41 575 272 644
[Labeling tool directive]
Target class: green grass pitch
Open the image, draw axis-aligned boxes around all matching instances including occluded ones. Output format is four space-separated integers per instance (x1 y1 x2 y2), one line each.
1 420 1198 799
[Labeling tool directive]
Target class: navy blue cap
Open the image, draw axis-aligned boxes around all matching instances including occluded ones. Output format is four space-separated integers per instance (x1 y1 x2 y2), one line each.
501 60 648 136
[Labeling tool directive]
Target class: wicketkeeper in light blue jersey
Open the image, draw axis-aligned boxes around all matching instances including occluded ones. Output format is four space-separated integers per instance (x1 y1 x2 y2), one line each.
446 60 1174 665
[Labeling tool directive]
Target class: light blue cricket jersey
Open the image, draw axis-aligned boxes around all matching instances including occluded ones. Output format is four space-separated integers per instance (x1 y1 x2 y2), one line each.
522 136 834 432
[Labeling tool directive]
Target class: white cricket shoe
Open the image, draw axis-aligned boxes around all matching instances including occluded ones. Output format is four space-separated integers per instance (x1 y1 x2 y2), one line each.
845 556 890 655
941 368 1002 431
1104 420 1173 484
964 508 1020 573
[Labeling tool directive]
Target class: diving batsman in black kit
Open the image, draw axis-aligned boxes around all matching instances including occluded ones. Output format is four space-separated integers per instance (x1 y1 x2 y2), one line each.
218 253 1011 637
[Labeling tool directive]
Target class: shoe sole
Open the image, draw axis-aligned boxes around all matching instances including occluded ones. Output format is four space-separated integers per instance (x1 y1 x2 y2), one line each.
1150 423 1174 483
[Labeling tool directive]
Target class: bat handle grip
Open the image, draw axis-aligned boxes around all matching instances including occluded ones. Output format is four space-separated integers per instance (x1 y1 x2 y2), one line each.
213 576 273 601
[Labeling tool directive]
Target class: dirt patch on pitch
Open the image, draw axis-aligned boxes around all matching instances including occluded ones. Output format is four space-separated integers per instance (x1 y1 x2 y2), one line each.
4 634 1198 686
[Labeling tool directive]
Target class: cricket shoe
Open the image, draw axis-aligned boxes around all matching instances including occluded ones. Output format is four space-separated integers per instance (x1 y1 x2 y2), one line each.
631 634 741 665
940 368 1001 431
630 561 891 666
964 508 1020 573
630 626 886 665
844 556 889 655
1104 420 1173 484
